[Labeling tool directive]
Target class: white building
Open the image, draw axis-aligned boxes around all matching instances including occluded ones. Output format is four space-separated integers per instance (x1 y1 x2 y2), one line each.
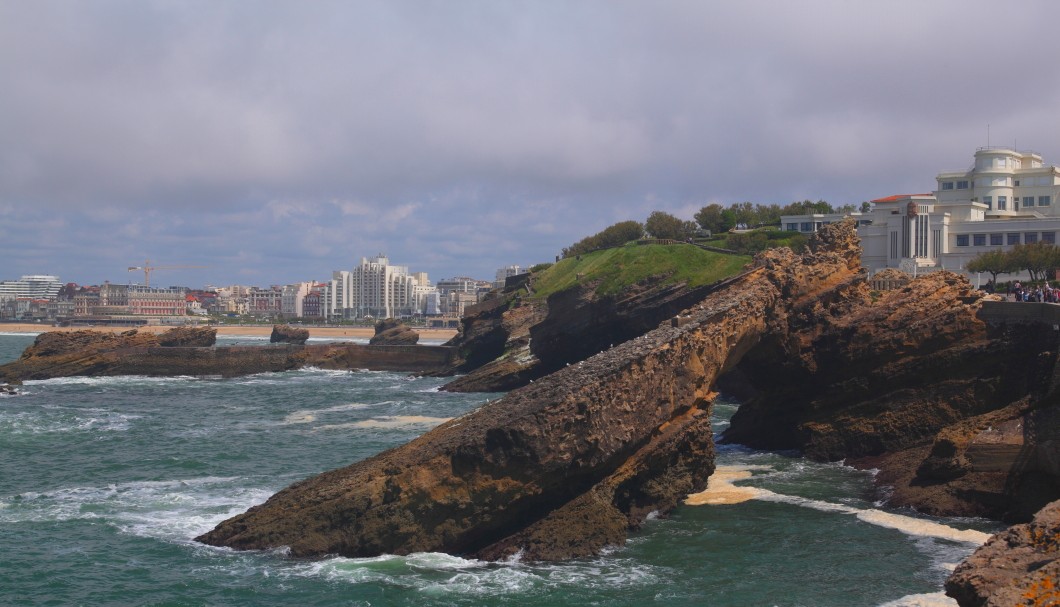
782 146 1060 278
0 275 62 302
494 265 526 288
321 255 438 319
281 282 314 318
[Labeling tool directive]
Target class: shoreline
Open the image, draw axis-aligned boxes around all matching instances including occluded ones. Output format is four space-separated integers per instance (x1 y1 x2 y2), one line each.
0 322 457 341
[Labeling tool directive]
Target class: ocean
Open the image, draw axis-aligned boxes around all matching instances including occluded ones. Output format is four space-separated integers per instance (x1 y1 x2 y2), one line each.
0 333 998 606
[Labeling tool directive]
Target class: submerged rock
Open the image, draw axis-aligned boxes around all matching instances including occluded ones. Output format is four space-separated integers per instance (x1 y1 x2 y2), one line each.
270 324 309 345
946 499 1060 606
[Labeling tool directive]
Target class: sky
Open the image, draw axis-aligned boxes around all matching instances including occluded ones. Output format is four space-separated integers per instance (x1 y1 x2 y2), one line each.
4 0 1060 288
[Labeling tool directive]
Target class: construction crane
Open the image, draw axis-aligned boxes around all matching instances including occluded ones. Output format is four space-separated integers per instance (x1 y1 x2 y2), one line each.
127 260 207 287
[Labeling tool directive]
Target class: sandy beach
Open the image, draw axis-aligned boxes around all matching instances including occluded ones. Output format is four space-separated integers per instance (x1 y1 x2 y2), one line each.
0 323 457 340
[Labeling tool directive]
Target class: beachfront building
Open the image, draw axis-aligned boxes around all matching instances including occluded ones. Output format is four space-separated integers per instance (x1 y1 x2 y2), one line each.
127 285 187 316
781 146 1060 279
0 275 63 303
321 256 439 319
352 254 417 319
494 265 526 289
281 282 314 318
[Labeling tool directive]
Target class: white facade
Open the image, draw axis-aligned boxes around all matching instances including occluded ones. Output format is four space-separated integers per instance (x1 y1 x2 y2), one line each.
0 275 62 302
281 282 314 318
783 146 1060 279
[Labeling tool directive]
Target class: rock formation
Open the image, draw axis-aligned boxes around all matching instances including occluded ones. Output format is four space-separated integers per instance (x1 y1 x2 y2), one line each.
196 221 863 560
946 499 1060 606
369 319 419 345
719 265 1060 522
0 328 455 383
438 270 743 393
270 324 309 345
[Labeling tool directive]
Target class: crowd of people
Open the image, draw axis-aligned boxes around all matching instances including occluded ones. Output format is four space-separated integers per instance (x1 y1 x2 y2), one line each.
1007 281 1060 303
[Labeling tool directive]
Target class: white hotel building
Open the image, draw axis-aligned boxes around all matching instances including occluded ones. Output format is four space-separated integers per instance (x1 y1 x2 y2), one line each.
322 255 438 320
782 146 1060 278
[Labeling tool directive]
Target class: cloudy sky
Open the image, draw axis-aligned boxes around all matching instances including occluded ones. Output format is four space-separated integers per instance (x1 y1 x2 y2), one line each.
3 0 1060 288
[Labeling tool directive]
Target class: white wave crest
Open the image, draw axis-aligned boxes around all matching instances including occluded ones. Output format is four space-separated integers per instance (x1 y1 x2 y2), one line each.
687 465 990 545
0 476 274 542
878 591 958 607
316 415 451 431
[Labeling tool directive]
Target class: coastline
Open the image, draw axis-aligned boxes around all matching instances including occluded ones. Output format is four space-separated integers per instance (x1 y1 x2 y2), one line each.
0 322 457 341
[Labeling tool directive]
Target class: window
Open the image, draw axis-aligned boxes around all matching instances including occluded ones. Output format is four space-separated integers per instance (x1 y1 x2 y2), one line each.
1008 233 1021 245
1040 196 1052 206
973 234 986 246
998 196 1008 210
941 182 954 190
984 196 992 210
800 222 812 232
1015 180 1021 187
956 180 969 189
786 223 798 231
1026 232 1039 244
1044 232 1056 244
990 233 1003 246
1024 196 1035 207
956 234 969 246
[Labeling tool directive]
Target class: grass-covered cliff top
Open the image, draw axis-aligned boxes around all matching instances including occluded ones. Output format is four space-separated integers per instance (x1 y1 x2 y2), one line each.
530 243 751 299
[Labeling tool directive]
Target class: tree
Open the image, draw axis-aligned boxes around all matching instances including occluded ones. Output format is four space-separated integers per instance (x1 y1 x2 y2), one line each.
562 220 645 258
860 201 872 213
645 211 696 240
966 249 1016 285
1009 242 1060 283
694 204 725 233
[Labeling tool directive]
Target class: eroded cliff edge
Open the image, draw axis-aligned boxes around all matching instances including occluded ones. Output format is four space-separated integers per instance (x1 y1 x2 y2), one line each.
196 222 862 560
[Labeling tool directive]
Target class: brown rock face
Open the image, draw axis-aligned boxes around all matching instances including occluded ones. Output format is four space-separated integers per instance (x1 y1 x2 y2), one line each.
270 324 309 345
196 221 863 561
369 319 419 345
157 326 217 347
946 499 1060 607
721 265 1060 521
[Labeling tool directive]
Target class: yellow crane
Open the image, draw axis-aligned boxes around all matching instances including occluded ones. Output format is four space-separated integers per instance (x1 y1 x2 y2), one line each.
127 260 207 287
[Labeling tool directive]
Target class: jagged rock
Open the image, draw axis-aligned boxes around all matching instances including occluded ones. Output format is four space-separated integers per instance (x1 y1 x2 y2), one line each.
720 263 1060 521
270 324 309 345
157 326 217 347
369 319 419 345
440 272 743 393
946 499 1060 606
195 221 863 561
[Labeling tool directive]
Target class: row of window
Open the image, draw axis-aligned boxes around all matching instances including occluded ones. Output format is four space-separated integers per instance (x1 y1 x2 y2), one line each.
981 195 1051 210
940 180 970 190
955 232 1057 247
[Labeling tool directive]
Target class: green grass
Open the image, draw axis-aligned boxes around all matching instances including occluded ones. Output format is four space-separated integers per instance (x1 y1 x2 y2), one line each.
530 243 751 299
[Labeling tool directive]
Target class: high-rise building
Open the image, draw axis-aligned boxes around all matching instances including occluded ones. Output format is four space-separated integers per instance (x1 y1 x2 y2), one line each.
0 275 62 302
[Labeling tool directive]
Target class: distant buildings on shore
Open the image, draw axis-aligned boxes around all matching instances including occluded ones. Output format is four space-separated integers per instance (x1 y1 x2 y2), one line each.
0 259 529 324
782 146 1060 279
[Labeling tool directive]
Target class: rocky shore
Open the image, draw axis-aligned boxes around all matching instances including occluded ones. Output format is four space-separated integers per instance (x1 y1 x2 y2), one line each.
197 220 861 560
0 326 456 383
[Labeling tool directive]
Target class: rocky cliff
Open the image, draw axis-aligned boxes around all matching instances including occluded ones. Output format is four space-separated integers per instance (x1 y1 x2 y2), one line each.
440 270 741 393
197 222 862 560
720 265 1060 522
946 499 1060 606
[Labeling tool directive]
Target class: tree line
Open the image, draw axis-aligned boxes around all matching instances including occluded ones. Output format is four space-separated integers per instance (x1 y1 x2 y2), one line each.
562 200 860 258
967 243 1060 284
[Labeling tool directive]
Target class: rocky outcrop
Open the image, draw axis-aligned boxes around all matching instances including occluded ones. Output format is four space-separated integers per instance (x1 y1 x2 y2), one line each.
270 324 309 345
157 326 217 347
0 383 17 396
720 266 1060 521
196 221 863 561
0 330 456 383
440 272 743 393
946 499 1060 606
369 319 419 345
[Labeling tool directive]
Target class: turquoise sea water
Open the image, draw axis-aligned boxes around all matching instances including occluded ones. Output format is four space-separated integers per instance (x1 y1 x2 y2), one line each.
0 333 998 606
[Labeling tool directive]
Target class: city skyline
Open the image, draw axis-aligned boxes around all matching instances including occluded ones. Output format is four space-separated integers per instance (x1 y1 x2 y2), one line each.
4 1 1060 286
